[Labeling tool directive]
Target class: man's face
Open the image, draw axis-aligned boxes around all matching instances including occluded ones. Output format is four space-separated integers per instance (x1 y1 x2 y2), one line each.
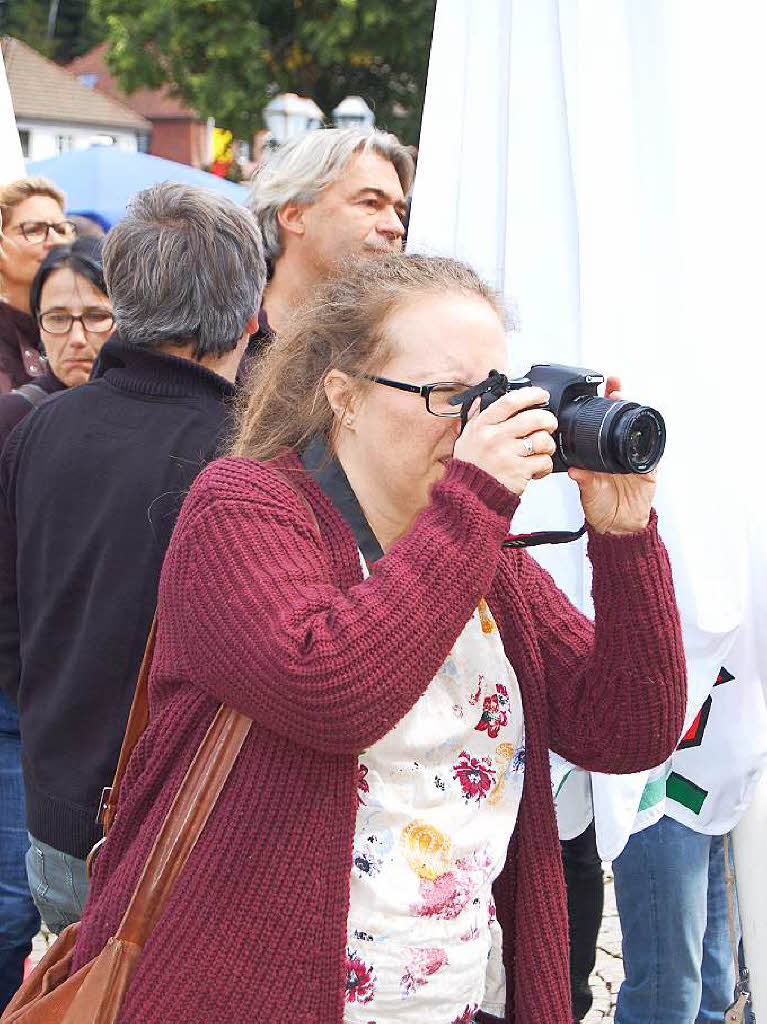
298 151 407 272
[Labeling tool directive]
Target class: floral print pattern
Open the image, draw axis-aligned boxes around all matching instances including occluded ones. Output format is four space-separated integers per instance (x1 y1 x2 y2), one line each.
475 682 510 738
345 593 524 1023
345 948 376 1005
352 838 383 879
400 947 449 998
400 820 452 879
410 848 494 920
477 597 496 634
453 751 496 803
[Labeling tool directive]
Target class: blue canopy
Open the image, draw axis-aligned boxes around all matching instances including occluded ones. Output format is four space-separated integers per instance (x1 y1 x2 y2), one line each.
27 146 249 228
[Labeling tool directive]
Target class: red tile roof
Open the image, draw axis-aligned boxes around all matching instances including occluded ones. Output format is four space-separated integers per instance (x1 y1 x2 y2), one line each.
67 43 202 122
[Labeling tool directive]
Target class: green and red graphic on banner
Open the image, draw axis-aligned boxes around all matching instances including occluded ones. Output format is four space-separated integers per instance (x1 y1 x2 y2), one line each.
666 666 734 814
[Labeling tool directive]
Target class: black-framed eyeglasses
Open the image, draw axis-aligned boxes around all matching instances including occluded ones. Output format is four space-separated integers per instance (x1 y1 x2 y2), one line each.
363 375 470 418
39 309 114 335
15 220 77 244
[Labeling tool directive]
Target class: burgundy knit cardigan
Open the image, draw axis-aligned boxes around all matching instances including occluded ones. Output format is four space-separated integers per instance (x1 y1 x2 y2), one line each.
71 455 686 1024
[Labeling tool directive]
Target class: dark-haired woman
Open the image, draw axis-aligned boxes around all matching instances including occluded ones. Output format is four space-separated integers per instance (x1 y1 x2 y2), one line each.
0 237 111 1009
0 237 112 450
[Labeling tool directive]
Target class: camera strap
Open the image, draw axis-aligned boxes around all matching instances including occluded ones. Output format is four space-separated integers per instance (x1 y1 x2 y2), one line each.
301 435 588 555
451 373 589 549
299 435 384 565
502 523 587 549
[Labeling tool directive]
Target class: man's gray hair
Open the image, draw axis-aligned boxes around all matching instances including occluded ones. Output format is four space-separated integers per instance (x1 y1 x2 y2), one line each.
249 128 414 266
103 183 266 359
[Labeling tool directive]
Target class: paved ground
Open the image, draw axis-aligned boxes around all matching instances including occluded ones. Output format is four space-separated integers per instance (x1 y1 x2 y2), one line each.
583 869 624 1024
28 928 52 972
28 875 626 1020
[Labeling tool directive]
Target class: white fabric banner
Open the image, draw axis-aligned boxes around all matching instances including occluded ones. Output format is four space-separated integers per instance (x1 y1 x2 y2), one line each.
0 50 25 186
408 0 767 859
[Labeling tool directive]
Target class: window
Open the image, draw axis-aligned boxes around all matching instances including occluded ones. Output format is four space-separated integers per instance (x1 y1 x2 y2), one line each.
77 73 100 88
18 129 30 158
89 134 116 147
56 134 74 155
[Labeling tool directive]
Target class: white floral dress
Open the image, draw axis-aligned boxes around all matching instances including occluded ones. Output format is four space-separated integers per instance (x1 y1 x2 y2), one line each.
344 575 526 1024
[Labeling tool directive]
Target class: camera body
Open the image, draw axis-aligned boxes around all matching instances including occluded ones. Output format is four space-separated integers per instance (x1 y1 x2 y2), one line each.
469 363 666 475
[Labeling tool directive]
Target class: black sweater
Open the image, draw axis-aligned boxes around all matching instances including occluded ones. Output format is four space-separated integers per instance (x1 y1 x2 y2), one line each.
0 337 236 859
0 369 67 452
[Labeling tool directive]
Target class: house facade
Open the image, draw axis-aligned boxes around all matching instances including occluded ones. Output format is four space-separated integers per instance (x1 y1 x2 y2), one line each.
68 43 210 168
2 36 150 162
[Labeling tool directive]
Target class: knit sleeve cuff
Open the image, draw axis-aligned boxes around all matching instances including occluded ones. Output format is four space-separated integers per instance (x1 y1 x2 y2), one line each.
586 507 660 563
586 508 679 617
439 458 521 519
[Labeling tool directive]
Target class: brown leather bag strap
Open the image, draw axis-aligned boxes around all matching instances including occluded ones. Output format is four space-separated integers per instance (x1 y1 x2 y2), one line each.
98 618 157 836
108 467 313 941
115 704 251 946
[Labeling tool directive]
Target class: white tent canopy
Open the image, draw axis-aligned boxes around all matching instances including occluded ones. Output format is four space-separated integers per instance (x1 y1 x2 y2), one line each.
1 48 24 185
409 1 767 1011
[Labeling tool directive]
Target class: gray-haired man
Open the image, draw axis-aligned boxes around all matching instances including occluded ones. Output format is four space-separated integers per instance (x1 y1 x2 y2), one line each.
0 183 266 933
249 127 414 341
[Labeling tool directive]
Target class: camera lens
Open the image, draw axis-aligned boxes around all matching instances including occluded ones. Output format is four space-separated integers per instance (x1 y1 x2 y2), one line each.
620 409 664 472
557 398 666 474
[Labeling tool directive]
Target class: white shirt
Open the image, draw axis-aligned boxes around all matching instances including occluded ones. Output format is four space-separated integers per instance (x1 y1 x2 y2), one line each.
344 594 525 1024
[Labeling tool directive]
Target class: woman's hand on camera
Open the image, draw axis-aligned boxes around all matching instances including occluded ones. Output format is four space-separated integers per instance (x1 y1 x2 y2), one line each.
453 386 558 497
568 377 657 535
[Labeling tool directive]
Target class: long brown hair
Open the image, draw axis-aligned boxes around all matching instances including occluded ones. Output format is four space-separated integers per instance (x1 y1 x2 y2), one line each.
231 253 506 461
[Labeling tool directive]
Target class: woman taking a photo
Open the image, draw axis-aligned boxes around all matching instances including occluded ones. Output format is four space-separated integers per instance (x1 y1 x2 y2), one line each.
70 254 685 1024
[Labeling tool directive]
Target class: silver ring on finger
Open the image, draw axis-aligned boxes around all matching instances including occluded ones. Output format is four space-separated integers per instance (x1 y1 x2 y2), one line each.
521 436 535 457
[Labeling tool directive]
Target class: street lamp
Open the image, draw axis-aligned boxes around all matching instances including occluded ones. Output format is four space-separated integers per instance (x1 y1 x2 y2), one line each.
264 93 326 143
332 96 374 130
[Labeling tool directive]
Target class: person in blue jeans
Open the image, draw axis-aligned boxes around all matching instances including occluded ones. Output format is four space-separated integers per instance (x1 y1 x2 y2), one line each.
613 814 736 1024
0 690 39 1010
740 940 757 1024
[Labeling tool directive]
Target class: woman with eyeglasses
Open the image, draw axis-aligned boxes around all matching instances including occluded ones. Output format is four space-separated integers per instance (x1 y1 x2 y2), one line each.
0 178 77 396
0 237 112 450
68 254 686 1024
0 176 72 1011
0 236 109 1012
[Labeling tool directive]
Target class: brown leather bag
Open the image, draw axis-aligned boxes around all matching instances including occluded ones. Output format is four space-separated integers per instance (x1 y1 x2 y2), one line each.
2 619 251 1023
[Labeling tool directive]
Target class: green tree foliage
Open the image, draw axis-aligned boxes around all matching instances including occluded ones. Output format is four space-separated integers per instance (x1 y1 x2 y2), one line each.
1 0 106 62
88 0 436 142
1 0 50 55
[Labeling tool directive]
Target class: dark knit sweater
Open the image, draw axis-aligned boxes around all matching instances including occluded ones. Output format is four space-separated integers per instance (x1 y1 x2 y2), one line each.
0 369 66 452
0 337 236 859
71 455 686 1024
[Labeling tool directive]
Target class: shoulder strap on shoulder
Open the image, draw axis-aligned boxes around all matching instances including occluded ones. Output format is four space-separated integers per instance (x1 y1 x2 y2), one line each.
11 383 49 408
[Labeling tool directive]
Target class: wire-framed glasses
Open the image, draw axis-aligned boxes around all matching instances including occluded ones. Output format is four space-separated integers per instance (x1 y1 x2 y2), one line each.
15 221 77 244
363 375 469 418
39 310 115 334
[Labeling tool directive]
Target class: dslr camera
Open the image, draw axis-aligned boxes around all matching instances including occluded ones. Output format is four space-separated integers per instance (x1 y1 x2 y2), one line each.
452 364 666 475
